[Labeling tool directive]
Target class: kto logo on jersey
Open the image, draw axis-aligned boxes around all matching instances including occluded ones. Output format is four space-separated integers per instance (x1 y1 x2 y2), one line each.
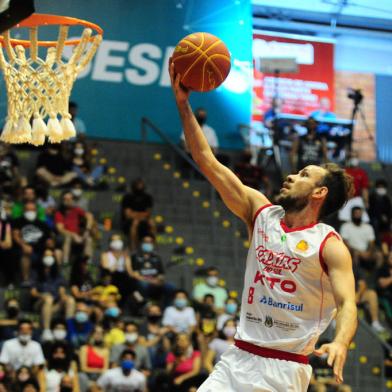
256 245 301 273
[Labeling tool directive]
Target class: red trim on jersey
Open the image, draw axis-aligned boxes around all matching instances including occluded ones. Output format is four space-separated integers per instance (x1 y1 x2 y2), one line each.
252 204 274 227
234 339 309 365
318 232 340 275
280 219 318 233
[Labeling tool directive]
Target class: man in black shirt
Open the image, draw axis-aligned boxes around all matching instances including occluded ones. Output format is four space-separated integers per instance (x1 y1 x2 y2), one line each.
131 235 174 305
121 178 155 250
12 201 51 283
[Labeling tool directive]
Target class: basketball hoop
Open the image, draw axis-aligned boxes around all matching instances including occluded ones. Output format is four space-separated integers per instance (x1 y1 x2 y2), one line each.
0 13 103 145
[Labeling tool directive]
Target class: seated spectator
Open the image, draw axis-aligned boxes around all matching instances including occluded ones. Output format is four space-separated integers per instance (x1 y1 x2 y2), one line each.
377 252 392 321
110 322 151 374
31 254 75 341
132 235 174 306
340 207 382 269
166 332 204 392
0 298 21 341
69 101 87 135
71 141 105 188
369 179 391 239
70 256 96 302
12 201 51 283
35 184 57 229
13 366 40 392
0 319 45 371
121 178 155 250
42 319 73 361
0 141 20 196
100 233 134 303
91 272 121 310
234 150 271 196
204 319 236 373
217 297 239 331
59 374 78 392
339 151 370 223
139 304 170 370
193 267 228 313
70 178 90 210
102 310 124 349
97 349 146 392
79 325 109 382
11 185 46 222
163 290 197 334
0 210 13 285
55 190 94 263
66 301 94 348
353 261 385 333
35 144 77 188
43 342 79 392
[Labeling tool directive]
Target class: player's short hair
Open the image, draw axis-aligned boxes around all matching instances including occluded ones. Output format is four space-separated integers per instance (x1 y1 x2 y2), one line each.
318 163 354 219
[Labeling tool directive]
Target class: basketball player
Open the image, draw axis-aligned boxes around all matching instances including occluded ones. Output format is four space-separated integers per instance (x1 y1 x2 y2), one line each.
169 61 357 392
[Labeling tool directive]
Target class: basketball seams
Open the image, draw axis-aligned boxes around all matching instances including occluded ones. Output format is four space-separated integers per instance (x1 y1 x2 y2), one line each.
173 33 205 61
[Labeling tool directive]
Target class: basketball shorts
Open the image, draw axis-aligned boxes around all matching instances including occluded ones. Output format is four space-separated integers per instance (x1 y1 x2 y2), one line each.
197 345 312 392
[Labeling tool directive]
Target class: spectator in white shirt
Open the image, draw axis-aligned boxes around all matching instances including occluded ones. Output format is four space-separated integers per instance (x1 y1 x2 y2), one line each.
340 207 382 268
162 290 196 334
0 319 45 371
97 349 146 392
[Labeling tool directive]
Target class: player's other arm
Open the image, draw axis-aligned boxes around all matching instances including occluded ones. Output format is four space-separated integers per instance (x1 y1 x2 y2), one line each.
314 236 357 384
169 61 270 227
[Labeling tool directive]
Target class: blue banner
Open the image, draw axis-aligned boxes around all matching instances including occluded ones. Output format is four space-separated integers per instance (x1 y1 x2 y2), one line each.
7 0 253 149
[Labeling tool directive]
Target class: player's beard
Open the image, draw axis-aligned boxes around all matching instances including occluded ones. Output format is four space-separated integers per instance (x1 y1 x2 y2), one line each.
275 192 309 212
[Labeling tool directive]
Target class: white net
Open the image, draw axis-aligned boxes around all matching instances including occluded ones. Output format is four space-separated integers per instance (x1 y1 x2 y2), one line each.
0 24 102 145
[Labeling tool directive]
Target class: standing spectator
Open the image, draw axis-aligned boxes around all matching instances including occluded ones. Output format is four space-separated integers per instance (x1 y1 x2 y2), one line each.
79 326 109 382
35 144 77 188
339 151 369 222
12 201 51 284
193 267 228 313
132 235 174 305
66 301 94 348
31 255 75 341
216 297 239 331
110 322 151 374
11 185 46 222
97 349 146 392
121 178 155 250
55 191 94 263
69 101 87 135
377 252 392 322
162 290 197 334
166 332 203 391
369 179 392 238
0 319 45 371
340 207 382 269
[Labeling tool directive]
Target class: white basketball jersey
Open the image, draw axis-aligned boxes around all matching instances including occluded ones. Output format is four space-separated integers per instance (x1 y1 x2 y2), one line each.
236 204 338 355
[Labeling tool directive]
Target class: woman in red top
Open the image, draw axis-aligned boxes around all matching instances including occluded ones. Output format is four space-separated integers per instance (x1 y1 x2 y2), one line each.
166 332 204 391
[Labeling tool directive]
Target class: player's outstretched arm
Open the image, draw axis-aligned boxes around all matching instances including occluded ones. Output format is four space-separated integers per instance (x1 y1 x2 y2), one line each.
169 61 270 227
314 236 357 384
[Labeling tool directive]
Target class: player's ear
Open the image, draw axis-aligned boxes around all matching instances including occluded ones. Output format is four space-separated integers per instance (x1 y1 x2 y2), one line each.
312 186 328 200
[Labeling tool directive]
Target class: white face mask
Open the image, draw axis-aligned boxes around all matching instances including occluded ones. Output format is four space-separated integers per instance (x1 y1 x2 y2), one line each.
53 329 67 341
74 148 84 156
206 276 219 287
72 188 83 198
110 239 123 251
223 326 236 338
349 158 359 167
125 332 138 344
376 188 387 196
18 334 31 344
24 211 37 221
43 256 55 267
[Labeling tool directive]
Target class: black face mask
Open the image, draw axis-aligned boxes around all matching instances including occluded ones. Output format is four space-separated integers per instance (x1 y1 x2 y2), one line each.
196 115 206 126
352 217 362 225
147 315 162 324
60 386 73 392
50 358 68 371
6 306 19 318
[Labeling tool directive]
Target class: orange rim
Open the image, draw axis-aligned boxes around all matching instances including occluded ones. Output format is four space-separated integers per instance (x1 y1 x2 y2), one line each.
0 13 103 47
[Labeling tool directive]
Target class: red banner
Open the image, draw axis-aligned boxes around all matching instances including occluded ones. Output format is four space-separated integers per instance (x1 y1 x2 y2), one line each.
252 33 334 122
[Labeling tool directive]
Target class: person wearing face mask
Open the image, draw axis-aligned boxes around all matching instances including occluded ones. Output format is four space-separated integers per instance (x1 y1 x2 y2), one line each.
369 179 392 239
193 267 228 313
216 298 239 331
66 301 94 348
340 207 383 270
31 252 75 341
11 185 46 222
70 178 90 211
98 349 146 392
204 319 237 373
131 235 175 306
12 201 51 284
42 320 74 364
80 325 109 382
0 298 21 341
162 290 197 334
121 178 155 251
35 144 77 188
110 322 151 375
0 319 45 372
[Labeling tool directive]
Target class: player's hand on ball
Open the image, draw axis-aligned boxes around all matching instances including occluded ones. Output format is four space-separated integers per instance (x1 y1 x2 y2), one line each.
313 341 348 384
169 58 190 104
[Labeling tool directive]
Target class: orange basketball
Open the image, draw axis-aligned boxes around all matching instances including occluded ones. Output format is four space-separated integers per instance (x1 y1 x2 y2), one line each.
172 32 231 92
